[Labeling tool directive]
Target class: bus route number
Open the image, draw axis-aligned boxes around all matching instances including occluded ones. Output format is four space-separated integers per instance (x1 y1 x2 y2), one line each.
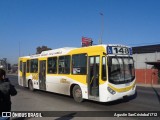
112 47 129 54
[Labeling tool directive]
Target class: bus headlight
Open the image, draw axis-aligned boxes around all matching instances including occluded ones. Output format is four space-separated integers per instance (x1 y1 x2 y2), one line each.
107 87 116 95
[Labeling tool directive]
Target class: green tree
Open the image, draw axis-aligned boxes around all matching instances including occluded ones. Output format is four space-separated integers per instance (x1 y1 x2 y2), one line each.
36 46 52 54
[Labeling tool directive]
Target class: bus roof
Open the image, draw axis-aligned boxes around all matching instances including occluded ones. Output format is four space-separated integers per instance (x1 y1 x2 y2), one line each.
19 44 131 59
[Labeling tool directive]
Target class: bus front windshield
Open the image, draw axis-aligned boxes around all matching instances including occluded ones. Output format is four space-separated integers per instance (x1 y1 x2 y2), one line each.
108 57 135 84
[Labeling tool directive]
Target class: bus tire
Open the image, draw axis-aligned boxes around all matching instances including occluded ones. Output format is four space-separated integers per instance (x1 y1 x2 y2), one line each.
72 85 83 102
28 80 34 91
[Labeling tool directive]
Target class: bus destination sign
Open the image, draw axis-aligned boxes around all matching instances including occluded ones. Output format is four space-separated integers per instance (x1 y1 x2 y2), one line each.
107 46 132 55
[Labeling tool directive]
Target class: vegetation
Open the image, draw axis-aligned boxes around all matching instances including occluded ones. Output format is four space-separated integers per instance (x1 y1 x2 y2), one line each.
36 46 52 54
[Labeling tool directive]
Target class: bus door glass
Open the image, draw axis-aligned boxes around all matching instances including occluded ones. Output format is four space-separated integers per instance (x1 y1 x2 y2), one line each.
88 56 100 98
22 62 26 87
39 60 46 90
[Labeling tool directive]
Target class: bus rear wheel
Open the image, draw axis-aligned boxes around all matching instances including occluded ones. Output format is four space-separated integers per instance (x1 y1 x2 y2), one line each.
72 85 83 102
28 80 34 91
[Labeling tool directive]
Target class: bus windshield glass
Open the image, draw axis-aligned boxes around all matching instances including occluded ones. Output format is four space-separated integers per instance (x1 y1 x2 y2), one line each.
108 57 135 84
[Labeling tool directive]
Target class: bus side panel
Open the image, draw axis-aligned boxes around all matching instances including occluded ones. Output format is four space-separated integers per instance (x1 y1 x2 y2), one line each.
18 71 22 86
31 73 40 89
25 74 39 89
46 76 70 95
46 75 88 99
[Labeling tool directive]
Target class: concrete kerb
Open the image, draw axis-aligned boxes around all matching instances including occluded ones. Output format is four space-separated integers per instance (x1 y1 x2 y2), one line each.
136 83 160 88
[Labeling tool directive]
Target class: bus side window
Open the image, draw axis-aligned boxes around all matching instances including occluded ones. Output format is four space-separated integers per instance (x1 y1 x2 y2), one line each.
72 54 87 75
30 59 38 73
20 61 22 72
47 57 57 74
58 56 70 74
27 60 30 73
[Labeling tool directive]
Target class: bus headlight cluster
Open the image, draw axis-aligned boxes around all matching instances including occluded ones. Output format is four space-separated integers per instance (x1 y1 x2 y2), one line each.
107 87 116 95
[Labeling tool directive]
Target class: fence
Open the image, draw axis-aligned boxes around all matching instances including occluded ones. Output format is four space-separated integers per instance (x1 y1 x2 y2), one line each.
135 69 158 85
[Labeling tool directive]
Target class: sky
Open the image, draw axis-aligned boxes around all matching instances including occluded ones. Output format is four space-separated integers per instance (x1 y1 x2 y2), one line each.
0 0 160 64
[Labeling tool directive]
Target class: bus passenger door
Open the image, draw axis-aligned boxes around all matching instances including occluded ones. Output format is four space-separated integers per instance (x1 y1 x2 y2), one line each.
22 62 27 87
88 56 100 100
39 60 46 90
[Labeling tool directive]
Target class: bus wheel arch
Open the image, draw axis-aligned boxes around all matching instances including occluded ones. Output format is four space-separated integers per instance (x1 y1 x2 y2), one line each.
70 84 77 97
28 79 34 91
72 84 83 102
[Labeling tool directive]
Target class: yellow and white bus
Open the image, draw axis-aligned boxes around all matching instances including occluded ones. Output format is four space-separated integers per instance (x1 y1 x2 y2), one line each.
18 44 136 102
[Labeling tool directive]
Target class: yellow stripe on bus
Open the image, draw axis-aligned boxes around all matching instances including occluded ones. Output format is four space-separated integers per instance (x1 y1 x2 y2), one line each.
108 82 135 93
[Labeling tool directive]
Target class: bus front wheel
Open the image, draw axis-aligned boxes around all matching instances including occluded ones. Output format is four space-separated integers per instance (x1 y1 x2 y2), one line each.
72 85 83 102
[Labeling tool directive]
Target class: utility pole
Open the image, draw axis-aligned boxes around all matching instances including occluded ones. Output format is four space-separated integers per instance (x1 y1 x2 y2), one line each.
99 12 104 44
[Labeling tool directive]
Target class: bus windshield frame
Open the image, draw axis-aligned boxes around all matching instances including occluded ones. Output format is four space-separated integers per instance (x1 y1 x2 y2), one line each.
108 56 135 84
